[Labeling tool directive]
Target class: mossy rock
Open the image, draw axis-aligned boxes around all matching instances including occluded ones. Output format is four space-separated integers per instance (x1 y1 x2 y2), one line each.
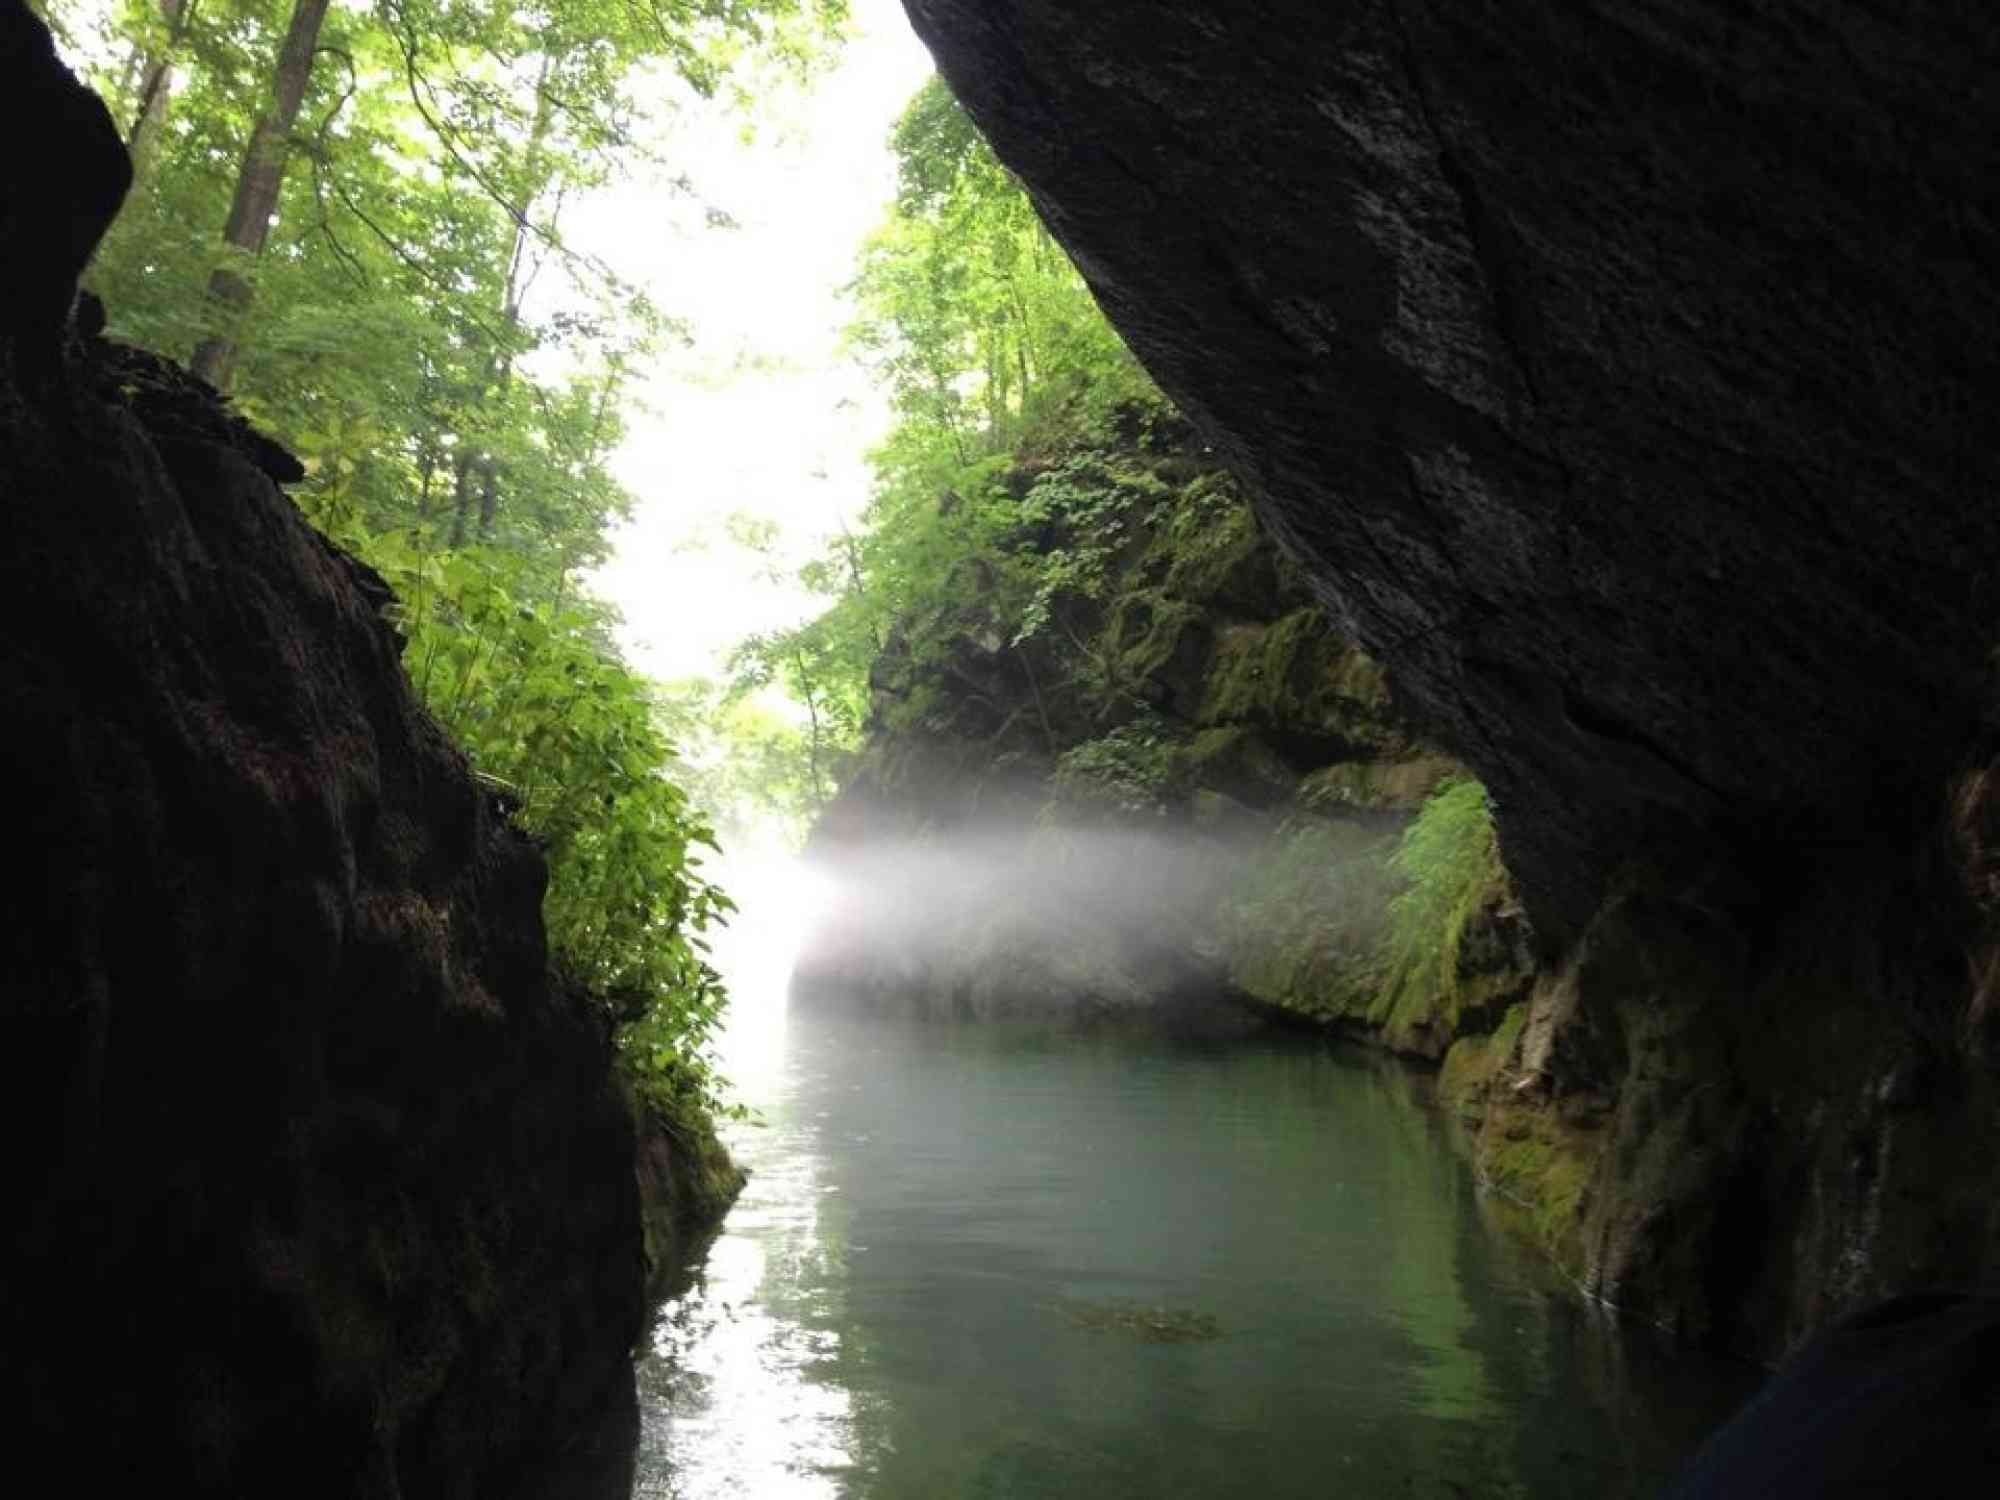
1439 1002 1531 1115
1471 1100 1600 1277
1299 754 1456 812
1196 608 1326 725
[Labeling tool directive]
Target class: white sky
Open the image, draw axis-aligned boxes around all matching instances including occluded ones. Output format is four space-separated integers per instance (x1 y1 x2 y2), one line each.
577 0 935 684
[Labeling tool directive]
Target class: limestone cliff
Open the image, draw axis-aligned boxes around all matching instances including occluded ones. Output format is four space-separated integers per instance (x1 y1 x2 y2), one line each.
902 0 2000 1358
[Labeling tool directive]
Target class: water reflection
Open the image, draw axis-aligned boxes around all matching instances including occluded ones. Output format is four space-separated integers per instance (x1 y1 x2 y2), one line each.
637 975 1752 1498
635 1062 855 1499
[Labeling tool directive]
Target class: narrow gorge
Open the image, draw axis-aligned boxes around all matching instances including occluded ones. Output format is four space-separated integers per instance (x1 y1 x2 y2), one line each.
7 0 2000 1493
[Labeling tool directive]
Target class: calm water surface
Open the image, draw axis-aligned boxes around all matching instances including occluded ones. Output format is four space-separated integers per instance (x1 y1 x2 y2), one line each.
635 957 1753 1498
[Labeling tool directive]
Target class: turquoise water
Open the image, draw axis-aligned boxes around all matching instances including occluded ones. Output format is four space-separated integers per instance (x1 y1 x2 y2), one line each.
634 997 1753 1499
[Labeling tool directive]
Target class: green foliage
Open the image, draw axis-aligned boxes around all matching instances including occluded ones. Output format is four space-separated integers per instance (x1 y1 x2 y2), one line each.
1374 777 1506 1030
715 76 1181 807
72 0 845 577
1220 817 1398 1020
1049 718 1181 815
654 677 828 846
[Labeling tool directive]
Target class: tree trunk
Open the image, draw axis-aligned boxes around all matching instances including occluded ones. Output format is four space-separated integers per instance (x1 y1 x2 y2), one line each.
475 461 500 539
793 645 827 811
188 0 331 388
447 450 476 548
125 0 195 176
465 52 557 541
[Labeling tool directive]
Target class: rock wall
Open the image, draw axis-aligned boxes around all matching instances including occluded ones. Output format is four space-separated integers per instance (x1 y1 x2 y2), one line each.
794 412 1504 1040
0 333 649 1499
1440 839 1999 1353
902 0 2000 1359
901 0 2000 949
1 17 688 1490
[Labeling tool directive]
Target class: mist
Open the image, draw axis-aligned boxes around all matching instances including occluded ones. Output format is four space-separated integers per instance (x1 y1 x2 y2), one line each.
785 815 1388 1023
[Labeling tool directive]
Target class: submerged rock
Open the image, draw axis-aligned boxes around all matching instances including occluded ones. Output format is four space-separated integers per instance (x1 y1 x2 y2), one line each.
1049 1298 1224 1344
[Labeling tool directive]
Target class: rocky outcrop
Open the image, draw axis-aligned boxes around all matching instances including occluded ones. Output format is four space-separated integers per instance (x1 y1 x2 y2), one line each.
1 333 649 1498
1 23 667 1490
902 0 2000 945
635 1104 747 1304
1440 844 1999 1352
903 0 2000 1358
795 413 1494 1037
0 0 130 386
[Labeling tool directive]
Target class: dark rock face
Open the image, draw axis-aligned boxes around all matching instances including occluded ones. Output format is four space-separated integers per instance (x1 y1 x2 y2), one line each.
901 0 2000 946
3 312 643 1499
0 0 131 384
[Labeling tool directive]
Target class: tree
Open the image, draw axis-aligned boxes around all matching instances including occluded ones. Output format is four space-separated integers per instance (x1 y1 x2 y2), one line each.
188 0 331 386
122 0 195 175
718 76 1157 799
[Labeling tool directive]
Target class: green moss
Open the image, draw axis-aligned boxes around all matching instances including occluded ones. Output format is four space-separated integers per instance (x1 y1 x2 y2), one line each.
1438 1003 1529 1114
1373 778 1507 1033
1299 755 1454 812
1183 724 1246 768
1220 817 1398 1023
1197 606 1326 725
1486 1133 1592 1252
1437 1037 1486 1110
621 1066 748 1302
1155 485 1259 598
1471 1104 1598 1276
1107 593 1198 684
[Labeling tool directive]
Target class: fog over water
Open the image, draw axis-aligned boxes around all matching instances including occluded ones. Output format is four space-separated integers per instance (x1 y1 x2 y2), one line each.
633 857 1754 1499
797 823 1252 986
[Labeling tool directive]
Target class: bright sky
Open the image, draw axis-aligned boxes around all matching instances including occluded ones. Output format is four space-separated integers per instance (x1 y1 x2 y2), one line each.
579 0 935 685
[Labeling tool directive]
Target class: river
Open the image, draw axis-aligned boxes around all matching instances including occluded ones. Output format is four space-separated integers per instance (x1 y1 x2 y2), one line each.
632 891 1754 1499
